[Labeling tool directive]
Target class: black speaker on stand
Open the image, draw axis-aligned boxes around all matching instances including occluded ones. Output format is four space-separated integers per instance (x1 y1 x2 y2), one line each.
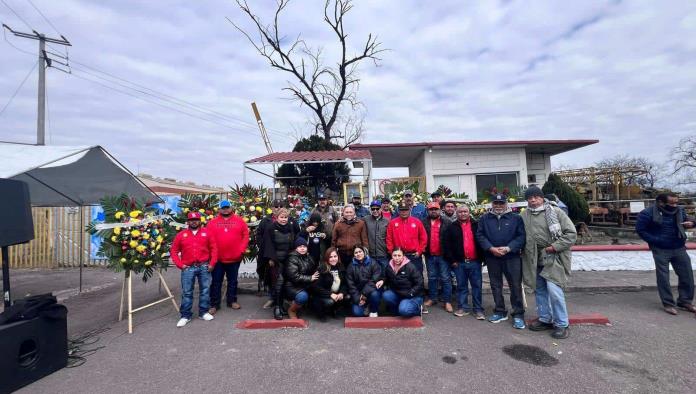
0 179 68 394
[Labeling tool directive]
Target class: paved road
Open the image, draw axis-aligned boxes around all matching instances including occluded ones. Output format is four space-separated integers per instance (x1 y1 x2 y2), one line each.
16 285 696 393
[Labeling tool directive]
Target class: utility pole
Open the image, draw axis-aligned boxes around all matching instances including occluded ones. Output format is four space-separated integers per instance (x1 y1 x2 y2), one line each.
3 24 71 145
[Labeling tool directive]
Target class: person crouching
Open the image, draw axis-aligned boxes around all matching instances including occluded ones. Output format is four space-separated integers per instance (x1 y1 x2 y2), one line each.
346 245 383 317
309 247 349 321
284 237 319 319
383 248 425 317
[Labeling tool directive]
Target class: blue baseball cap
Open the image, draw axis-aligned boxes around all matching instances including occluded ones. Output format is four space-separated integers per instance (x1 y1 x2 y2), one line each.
492 194 507 203
369 200 381 208
219 200 231 208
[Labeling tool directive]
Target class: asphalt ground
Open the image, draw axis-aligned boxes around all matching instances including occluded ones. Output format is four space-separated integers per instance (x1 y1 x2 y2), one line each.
12 270 696 394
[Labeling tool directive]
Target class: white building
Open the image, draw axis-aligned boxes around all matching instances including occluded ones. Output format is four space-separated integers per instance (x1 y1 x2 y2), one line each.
350 139 598 199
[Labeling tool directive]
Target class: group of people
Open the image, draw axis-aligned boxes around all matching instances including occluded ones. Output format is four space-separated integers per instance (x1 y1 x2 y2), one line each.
168 186 695 340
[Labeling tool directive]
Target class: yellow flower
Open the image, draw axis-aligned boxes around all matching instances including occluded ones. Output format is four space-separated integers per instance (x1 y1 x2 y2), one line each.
113 227 121 235
129 240 138 248
256 206 263 212
110 236 117 242
207 215 213 220
242 217 249 223
249 206 256 212
150 243 156 249
266 208 272 214
156 235 163 243
136 245 146 253
133 259 140 264
201 216 207 223
156 244 161 251
198 208 205 213
183 208 190 213
144 260 153 266
120 257 127 263
131 229 141 237
129 210 141 218
142 233 150 240
175 225 181 231
508 197 516 203
115 211 125 219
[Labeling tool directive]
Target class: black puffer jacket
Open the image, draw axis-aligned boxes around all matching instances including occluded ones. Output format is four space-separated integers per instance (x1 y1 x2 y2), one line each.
310 265 348 299
262 222 297 263
384 260 423 298
284 251 318 298
346 256 382 304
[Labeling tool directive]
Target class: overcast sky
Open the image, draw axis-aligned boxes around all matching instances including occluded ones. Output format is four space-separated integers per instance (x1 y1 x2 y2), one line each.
1 0 695 188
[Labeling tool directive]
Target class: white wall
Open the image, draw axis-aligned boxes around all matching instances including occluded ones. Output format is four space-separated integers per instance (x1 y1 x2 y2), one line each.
525 152 551 187
573 250 696 270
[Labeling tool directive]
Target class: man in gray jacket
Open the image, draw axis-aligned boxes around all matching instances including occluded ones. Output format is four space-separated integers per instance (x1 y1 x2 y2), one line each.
521 186 577 339
364 200 389 273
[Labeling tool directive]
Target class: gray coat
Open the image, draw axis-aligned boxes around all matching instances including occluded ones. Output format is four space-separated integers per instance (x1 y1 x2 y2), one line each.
520 206 577 288
364 215 388 258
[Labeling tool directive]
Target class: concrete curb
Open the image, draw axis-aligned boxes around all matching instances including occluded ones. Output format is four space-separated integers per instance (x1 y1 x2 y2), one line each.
344 316 424 329
235 319 308 329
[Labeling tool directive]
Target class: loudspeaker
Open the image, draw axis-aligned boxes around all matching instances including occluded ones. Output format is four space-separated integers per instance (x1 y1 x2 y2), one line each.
0 179 34 248
0 315 68 394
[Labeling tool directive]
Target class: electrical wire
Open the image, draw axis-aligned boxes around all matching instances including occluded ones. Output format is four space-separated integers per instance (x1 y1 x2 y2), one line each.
26 0 61 36
1 0 33 30
66 326 110 368
0 59 38 117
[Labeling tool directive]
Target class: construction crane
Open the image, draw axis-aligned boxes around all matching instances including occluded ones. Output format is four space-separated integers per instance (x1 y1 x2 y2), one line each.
251 102 273 154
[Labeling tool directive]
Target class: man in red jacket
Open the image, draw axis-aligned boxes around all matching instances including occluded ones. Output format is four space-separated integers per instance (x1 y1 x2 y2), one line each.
170 212 218 327
207 200 249 314
386 204 428 274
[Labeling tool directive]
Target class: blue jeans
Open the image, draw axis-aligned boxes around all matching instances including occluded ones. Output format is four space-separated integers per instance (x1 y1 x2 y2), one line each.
294 290 309 305
373 256 389 275
426 255 452 302
352 290 382 316
382 290 423 317
210 262 241 308
405 254 424 275
535 267 569 328
180 264 212 319
452 261 483 312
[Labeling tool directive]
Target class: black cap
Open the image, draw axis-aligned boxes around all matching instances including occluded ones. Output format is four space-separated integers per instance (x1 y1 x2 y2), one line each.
317 193 327 199
524 186 544 200
431 191 442 198
492 194 507 203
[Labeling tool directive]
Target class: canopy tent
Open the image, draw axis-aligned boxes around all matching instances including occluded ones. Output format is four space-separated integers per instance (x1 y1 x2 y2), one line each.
0 143 161 206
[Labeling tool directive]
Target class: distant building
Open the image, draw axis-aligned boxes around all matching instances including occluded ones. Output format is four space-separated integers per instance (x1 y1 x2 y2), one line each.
350 139 598 199
138 173 225 196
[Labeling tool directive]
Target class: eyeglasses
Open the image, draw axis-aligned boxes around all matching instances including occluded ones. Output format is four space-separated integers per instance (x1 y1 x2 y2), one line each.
370 207 380 211
273 205 282 209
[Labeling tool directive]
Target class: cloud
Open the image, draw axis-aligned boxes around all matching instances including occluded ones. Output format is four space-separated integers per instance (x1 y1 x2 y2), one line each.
1 0 695 188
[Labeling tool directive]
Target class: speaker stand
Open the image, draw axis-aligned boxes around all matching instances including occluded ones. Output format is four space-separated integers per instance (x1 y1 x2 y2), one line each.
2 246 10 308
118 270 179 334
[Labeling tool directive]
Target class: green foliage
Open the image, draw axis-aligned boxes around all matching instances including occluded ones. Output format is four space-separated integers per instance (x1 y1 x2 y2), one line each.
542 173 589 223
277 135 351 193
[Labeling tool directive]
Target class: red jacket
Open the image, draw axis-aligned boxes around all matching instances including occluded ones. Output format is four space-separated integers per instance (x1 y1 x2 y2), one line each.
386 216 427 255
207 214 249 263
170 228 218 269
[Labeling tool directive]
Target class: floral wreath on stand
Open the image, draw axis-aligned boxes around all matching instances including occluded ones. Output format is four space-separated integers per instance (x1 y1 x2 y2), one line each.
229 184 271 263
86 194 175 282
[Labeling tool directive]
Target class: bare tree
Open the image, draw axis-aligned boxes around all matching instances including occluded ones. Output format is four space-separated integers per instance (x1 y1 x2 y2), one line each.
671 136 696 185
594 155 666 188
229 0 385 148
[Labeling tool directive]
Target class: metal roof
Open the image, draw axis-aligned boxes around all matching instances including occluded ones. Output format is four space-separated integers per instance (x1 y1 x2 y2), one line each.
245 150 372 164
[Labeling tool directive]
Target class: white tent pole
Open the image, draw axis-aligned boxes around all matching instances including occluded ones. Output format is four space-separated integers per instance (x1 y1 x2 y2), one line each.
79 205 84 293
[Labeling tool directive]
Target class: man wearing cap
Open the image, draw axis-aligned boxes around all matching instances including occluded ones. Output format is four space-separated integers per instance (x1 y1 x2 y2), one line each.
476 194 526 329
441 200 457 224
351 193 369 218
208 200 249 313
170 212 218 327
520 186 577 339
380 197 393 220
365 200 390 272
386 203 428 274
422 202 452 313
311 193 338 239
431 191 444 207
402 189 427 221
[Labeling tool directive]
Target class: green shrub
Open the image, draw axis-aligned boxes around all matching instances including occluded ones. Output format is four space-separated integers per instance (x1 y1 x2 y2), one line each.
542 173 589 223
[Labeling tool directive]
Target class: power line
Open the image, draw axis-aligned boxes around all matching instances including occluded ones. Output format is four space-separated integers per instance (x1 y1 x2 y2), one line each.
1 0 32 30
26 0 61 36
0 59 37 117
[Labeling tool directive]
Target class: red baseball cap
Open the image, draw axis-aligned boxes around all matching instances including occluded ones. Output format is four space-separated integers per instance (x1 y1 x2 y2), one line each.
427 202 441 210
187 212 201 220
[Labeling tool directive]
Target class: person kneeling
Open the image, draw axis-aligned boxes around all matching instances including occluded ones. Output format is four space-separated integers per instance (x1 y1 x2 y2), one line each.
346 245 383 317
309 247 349 321
383 248 424 317
284 237 319 319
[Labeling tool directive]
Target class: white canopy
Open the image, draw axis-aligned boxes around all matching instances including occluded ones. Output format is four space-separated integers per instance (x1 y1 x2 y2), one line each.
0 142 161 206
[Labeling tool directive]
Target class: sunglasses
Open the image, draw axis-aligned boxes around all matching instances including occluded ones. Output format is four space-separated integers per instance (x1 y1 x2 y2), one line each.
370 207 380 211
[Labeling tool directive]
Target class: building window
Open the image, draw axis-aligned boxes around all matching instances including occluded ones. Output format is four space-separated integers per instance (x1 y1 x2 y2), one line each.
476 173 518 201
528 174 537 183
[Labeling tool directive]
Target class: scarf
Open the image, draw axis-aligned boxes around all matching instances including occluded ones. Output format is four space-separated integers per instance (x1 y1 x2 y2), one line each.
530 201 562 240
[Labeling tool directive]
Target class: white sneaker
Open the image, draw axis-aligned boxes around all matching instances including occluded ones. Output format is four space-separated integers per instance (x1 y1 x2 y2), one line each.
369 312 378 318
176 318 190 327
200 313 214 321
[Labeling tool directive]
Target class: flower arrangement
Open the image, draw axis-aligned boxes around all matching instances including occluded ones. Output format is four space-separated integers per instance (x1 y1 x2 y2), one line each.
176 193 220 226
87 194 174 282
229 184 272 263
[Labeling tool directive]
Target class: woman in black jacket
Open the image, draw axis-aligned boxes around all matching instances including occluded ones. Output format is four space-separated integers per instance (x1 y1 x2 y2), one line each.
284 237 319 319
262 208 298 320
346 245 383 317
383 248 424 317
301 213 331 265
309 247 348 321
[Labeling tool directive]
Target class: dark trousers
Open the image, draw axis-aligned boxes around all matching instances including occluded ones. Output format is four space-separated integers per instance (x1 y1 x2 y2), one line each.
310 296 348 318
486 255 525 318
210 262 241 308
339 252 353 267
269 259 288 306
405 254 424 275
652 247 694 307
